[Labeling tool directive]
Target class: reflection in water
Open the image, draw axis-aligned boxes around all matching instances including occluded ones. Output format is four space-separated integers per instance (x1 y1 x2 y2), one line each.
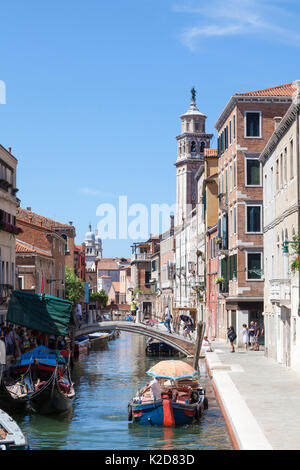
13 332 232 450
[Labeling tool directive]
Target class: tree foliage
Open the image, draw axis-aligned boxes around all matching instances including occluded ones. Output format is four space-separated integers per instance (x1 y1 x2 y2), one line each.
89 289 108 306
290 230 300 272
65 266 85 304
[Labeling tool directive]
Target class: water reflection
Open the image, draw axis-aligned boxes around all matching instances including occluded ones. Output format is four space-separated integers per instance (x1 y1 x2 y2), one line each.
13 332 232 450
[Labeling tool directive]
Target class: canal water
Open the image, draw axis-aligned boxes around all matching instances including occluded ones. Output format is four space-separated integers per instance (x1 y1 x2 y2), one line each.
14 332 232 450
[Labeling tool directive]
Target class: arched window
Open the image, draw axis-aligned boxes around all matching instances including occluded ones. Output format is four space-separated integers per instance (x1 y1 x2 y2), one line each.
200 141 205 153
191 141 196 153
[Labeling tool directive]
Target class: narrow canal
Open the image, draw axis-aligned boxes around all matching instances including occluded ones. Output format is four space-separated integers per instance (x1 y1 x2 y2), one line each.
14 332 232 450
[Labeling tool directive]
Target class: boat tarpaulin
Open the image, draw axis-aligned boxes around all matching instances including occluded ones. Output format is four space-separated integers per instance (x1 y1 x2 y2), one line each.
7 290 73 336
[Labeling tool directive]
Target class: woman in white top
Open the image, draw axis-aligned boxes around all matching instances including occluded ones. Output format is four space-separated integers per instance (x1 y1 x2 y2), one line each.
242 324 249 351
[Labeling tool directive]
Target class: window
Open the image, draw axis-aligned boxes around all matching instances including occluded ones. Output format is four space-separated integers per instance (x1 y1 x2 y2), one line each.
246 158 261 186
233 158 236 187
276 159 279 191
191 141 196 153
195 122 200 131
229 120 232 145
229 165 232 191
200 141 205 153
247 253 262 280
290 139 294 179
245 111 261 137
234 206 237 233
247 205 261 233
233 115 236 139
284 147 287 184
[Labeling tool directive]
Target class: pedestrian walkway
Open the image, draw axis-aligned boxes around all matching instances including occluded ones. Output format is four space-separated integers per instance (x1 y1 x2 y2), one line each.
205 341 300 450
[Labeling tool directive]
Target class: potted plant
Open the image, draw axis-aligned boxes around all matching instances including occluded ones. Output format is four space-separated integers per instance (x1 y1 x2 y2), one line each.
214 276 225 284
215 237 222 244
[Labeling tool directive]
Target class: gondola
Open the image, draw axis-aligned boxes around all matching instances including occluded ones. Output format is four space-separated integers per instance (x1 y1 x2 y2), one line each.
146 338 176 356
29 364 75 415
0 341 33 412
0 368 33 412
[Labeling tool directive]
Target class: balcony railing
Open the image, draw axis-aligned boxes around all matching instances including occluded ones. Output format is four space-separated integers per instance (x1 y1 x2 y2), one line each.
131 252 152 262
269 279 291 305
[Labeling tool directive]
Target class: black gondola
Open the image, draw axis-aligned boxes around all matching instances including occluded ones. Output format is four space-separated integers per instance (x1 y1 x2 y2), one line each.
0 364 34 412
146 338 176 356
29 365 75 415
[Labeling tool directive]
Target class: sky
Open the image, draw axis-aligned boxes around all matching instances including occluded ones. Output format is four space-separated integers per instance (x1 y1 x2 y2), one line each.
1 0 300 257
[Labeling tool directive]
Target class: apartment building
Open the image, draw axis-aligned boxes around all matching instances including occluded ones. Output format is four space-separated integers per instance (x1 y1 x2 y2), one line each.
215 83 293 344
259 80 300 369
0 145 19 322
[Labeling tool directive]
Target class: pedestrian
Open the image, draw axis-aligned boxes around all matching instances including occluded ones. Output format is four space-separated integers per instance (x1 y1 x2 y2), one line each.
183 318 193 339
248 321 255 350
75 303 82 327
130 298 137 323
227 326 236 353
164 305 172 334
242 324 249 352
254 322 260 351
5 327 15 357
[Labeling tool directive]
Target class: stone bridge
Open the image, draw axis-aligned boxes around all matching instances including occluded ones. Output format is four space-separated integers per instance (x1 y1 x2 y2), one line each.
74 321 196 357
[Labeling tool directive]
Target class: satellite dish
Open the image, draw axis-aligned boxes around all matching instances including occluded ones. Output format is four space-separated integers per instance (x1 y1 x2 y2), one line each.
0 340 6 366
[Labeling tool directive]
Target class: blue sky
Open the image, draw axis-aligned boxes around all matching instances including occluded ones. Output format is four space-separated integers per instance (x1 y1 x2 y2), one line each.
1 0 300 257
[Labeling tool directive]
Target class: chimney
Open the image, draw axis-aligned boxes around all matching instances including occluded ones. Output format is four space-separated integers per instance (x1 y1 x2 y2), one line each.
273 116 282 130
8 147 11 153
26 207 32 211
69 221 73 226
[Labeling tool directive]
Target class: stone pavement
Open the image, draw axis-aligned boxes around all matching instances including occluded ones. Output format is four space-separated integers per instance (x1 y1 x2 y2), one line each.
205 341 300 450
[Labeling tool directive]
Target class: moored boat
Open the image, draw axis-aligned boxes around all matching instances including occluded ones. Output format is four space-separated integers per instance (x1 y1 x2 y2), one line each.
128 360 208 426
74 335 90 360
0 408 29 450
29 365 75 415
146 338 176 356
88 332 110 349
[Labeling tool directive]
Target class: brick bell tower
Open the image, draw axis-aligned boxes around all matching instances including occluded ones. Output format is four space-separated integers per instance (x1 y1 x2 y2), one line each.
175 88 213 226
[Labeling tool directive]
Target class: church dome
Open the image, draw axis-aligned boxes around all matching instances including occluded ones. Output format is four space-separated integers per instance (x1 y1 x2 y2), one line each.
85 224 95 242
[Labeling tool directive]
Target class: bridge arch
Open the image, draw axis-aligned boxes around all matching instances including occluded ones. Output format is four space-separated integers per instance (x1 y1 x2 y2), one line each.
74 321 195 357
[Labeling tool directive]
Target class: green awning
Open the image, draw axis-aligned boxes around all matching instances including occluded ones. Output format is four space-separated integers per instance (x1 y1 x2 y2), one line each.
7 291 73 336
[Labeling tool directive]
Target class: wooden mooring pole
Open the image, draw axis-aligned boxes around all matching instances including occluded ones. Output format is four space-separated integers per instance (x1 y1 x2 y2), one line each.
193 321 205 371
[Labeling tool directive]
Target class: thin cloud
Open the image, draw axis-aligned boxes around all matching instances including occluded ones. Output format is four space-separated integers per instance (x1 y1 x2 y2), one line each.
173 0 300 51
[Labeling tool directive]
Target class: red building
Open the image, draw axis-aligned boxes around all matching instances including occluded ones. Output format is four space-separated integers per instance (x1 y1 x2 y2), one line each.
74 243 86 282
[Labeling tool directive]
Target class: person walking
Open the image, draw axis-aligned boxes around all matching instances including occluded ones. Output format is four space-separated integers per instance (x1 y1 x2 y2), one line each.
164 306 172 334
248 321 255 350
227 326 236 353
242 324 249 352
254 322 260 351
130 298 137 323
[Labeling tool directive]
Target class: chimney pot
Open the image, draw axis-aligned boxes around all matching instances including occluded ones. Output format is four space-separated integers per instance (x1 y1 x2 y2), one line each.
273 116 282 130
8 147 11 153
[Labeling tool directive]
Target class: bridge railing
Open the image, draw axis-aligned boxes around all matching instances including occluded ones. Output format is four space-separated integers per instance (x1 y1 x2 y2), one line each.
76 309 197 343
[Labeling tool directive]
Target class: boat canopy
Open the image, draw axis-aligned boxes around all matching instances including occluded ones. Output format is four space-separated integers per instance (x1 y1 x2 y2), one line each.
7 290 73 336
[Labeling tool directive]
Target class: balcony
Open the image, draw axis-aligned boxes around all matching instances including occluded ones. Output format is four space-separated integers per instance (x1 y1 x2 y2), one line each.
131 252 152 262
269 279 291 307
